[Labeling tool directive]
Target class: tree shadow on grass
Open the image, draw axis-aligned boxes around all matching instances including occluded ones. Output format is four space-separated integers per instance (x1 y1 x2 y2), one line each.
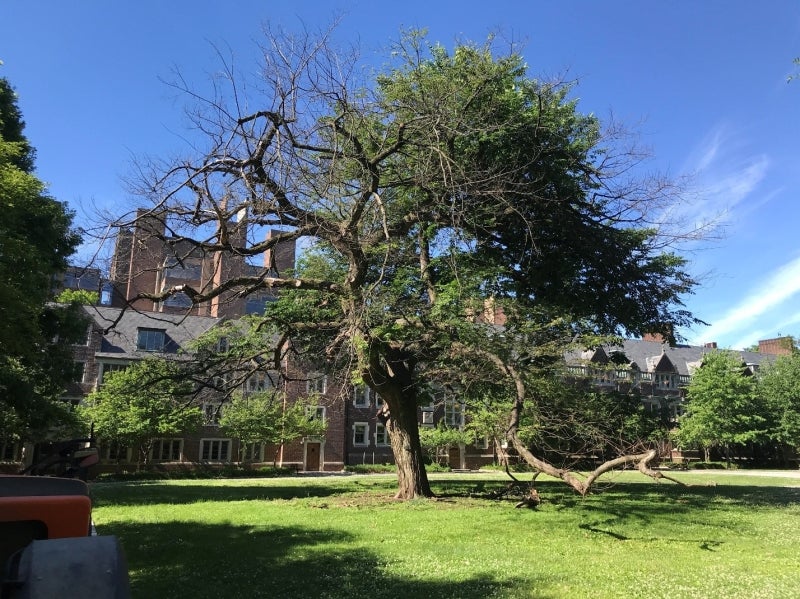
105 520 545 599
90 480 379 507
432 476 799 552
431 476 800 511
549 480 799 551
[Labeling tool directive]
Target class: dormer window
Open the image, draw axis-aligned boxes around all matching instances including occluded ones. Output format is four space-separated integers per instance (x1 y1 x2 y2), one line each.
137 328 165 351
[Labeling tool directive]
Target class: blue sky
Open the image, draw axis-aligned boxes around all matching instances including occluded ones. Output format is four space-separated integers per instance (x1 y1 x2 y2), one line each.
2 1 799 350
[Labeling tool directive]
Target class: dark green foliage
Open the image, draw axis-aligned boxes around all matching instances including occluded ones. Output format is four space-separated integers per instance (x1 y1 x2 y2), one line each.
343 463 397 474
0 77 85 440
0 78 34 172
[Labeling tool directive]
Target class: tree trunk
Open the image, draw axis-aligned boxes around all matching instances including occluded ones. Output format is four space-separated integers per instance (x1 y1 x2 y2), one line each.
724 444 731 469
364 353 432 500
387 398 432 499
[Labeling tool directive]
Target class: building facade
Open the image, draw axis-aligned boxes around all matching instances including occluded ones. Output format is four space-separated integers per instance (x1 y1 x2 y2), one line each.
5 207 793 474
64 306 349 473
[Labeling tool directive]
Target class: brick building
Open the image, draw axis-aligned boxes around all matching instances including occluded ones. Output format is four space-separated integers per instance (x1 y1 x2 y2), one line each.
8 207 792 474
108 208 294 318
564 338 781 422
65 306 348 472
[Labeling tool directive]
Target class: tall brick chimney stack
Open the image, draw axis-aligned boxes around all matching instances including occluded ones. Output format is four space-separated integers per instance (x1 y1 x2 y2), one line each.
264 230 296 275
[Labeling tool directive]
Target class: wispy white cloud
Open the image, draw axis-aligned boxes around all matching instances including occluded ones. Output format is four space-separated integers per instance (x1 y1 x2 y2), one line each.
674 125 770 233
730 310 800 350
689 254 800 347
693 128 722 172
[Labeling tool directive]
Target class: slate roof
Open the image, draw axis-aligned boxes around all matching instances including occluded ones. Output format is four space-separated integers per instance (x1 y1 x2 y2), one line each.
567 339 775 375
83 306 223 360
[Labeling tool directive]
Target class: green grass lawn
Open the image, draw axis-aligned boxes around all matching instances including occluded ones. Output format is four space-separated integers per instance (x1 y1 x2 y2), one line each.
90 471 800 599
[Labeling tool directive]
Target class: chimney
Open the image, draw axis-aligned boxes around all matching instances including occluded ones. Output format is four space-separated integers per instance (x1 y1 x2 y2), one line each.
703 342 718 349
264 230 296 276
643 333 665 343
642 323 674 345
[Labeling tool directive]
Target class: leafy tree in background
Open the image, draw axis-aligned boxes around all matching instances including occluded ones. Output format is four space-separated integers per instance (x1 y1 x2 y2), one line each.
0 76 85 441
419 424 475 467
757 352 800 464
79 359 203 466
677 351 766 465
111 28 704 498
220 391 327 463
55 288 99 305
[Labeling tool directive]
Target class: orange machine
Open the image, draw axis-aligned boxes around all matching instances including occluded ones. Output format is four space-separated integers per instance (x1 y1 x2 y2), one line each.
0 440 129 598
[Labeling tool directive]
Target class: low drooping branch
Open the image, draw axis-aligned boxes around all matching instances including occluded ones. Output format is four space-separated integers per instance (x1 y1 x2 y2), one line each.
458 342 687 496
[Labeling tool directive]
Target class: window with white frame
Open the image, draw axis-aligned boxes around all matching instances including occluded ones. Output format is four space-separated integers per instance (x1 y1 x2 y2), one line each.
306 405 326 423
352 422 369 446
246 371 274 393
421 410 434 425
200 438 231 462
375 424 389 446
307 374 327 395
242 442 264 462
216 336 229 353
137 328 166 351
568 365 588 377
353 385 371 407
203 403 221 426
98 362 128 385
151 438 182 461
444 396 464 428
